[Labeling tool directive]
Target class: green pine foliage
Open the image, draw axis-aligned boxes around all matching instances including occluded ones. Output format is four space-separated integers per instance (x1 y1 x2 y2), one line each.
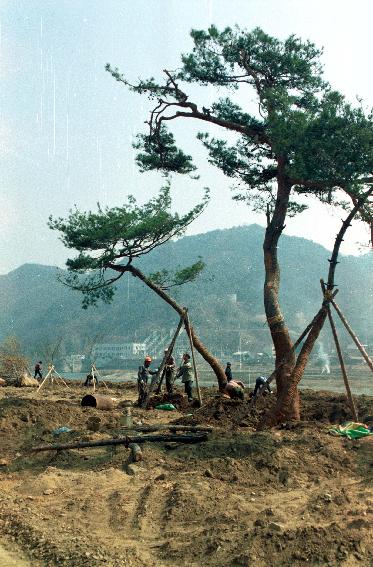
107 25 373 214
49 183 209 306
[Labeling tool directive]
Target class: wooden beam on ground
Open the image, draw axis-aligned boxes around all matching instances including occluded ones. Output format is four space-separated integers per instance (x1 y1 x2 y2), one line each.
121 424 213 433
30 433 209 452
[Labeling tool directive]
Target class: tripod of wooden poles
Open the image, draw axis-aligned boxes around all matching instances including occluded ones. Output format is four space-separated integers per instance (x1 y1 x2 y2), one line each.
253 281 372 421
86 363 109 391
319 279 373 421
36 364 69 393
144 309 202 408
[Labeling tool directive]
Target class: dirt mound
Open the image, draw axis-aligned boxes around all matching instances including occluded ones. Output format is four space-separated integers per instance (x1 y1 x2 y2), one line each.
300 389 373 423
173 389 373 429
0 384 372 566
147 392 192 412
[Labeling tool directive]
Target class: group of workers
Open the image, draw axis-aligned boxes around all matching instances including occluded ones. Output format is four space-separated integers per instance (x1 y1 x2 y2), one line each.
35 354 272 404
137 353 272 406
223 361 271 401
137 351 194 406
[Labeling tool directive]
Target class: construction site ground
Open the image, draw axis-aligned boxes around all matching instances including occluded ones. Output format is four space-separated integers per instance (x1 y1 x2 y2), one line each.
0 381 371 567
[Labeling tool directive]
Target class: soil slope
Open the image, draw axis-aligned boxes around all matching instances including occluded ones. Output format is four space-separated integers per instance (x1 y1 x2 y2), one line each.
0 382 371 566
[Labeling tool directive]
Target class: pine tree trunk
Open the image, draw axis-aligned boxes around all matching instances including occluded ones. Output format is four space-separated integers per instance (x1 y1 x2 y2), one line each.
127 265 227 390
260 186 373 428
261 307 327 428
263 168 299 420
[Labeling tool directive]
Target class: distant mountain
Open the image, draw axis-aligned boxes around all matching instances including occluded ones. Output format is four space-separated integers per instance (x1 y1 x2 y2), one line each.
0 225 372 360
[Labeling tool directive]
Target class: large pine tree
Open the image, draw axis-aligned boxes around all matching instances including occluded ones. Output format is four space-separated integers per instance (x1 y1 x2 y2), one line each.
106 26 373 422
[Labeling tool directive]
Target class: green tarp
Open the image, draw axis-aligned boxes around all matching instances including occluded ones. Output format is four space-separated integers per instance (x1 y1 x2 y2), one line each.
155 403 176 411
329 422 372 440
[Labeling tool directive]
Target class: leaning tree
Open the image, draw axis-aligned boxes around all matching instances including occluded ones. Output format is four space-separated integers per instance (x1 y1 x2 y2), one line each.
49 184 228 389
106 25 373 423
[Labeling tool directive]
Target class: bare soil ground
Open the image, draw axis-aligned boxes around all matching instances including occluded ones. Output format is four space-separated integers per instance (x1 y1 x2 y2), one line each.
0 381 371 567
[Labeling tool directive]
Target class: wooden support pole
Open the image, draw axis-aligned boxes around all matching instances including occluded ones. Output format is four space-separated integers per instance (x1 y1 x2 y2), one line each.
36 365 53 392
330 299 373 373
37 364 69 392
30 433 209 452
91 365 96 392
320 282 358 421
185 311 202 406
327 308 358 421
92 363 109 390
53 368 69 388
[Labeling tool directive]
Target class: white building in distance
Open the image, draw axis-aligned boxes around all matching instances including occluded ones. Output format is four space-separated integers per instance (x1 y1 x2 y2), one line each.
92 342 146 361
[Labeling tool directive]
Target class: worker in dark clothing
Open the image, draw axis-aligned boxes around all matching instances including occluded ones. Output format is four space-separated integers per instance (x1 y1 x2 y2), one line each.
34 361 42 380
83 372 94 387
225 362 233 382
253 375 271 398
137 356 157 405
164 349 176 395
176 353 194 402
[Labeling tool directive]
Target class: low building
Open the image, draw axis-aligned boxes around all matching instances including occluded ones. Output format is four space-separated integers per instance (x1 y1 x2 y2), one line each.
92 342 146 361
64 354 85 372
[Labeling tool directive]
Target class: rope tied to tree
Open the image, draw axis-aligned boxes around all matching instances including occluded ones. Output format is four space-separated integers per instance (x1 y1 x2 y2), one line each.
323 289 334 301
267 314 284 327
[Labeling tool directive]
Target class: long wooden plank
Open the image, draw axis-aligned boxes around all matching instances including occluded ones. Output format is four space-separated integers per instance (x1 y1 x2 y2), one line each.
120 424 213 433
30 433 208 452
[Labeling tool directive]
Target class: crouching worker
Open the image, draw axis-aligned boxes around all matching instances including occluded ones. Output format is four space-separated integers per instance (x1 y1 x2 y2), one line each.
224 379 245 400
137 356 157 406
176 353 194 402
253 375 271 399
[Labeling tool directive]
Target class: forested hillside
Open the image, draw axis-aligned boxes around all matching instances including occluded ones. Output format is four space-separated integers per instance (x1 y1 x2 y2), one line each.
0 225 371 359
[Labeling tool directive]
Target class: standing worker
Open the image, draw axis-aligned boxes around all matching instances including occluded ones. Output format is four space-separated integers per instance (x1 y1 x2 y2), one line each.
34 361 42 380
164 349 176 395
176 353 194 402
253 375 271 399
225 362 233 382
137 356 157 406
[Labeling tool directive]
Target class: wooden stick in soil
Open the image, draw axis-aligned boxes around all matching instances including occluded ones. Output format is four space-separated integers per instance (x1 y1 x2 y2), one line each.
329 298 373 373
30 433 208 452
92 364 96 392
185 311 202 406
321 283 358 421
328 307 359 421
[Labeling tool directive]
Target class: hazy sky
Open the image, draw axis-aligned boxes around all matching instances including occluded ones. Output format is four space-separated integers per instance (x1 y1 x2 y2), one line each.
1 0 373 274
